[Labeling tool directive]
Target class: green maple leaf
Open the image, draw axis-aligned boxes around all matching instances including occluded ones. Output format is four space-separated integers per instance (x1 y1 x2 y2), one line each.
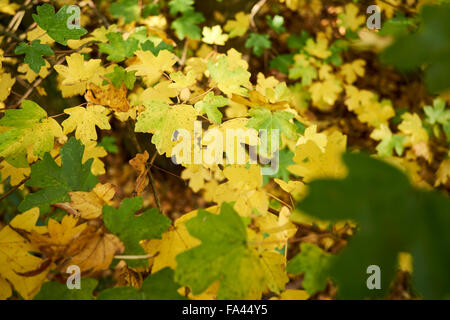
207 56 251 96
127 26 148 43
105 66 136 90
375 135 404 157
98 136 118 154
168 0 194 15
288 62 317 85
424 98 450 141
98 33 139 62
140 40 173 55
103 197 171 267
262 148 294 185
245 33 271 57
295 152 450 299
194 92 228 124
171 10 205 40
286 243 334 295
246 107 297 154
32 4 87 45
98 268 187 300
175 203 287 299
14 40 54 73
424 98 450 126
0 100 63 168
18 137 97 212
287 31 310 50
269 54 294 74
381 4 450 93
142 2 160 17
109 0 140 23
134 101 198 156
34 278 98 300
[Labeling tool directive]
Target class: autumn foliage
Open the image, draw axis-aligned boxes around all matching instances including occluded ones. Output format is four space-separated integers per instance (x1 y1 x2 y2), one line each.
1 0 450 300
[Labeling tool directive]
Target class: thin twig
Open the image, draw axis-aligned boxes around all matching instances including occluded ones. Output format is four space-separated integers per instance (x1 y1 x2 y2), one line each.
87 0 111 27
128 122 164 215
249 0 268 30
179 38 189 66
52 203 78 215
267 192 293 211
0 177 30 202
114 254 157 260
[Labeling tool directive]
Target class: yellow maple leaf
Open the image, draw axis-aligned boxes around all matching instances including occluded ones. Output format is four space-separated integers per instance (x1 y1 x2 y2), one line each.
309 77 343 110
140 80 178 103
339 3 365 31
274 178 307 198
304 33 331 59
202 25 229 46
136 102 198 157
17 61 50 83
69 183 115 219
185 57 208 81
434 159 450 187
289 130 347 182
398 112 428 145
357 99 395 127
398 252 413 273
0 276 12 300
255 251 289 296
126 50 177 85
212 165 269 216
141 208 210 272
0 0 19 15
0 208 50 300
251 207 297 251
344 85 376 112
26 26 54 45
0 72 15 108
376 0 400 19
54 53 104 97
169 70 197 89
255 73 279 97
224 12 250 38
340 59 366 84
62 105 111 143
181 165 213 192
0 160 30 186
82 140 107 175
296 124 327 152
270 289 310 300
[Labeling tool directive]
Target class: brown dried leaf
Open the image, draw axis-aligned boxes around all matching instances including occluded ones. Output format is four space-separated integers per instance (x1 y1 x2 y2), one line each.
129 151 149 195
85 83 130 112
66 226 124 272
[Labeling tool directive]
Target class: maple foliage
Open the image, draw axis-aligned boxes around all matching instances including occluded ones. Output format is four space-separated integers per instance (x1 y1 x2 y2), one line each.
1 0 450 301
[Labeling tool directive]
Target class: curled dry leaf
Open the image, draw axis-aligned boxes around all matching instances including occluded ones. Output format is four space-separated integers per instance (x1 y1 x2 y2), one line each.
85 83 130 112
28 214 124 273
129 151 149 195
